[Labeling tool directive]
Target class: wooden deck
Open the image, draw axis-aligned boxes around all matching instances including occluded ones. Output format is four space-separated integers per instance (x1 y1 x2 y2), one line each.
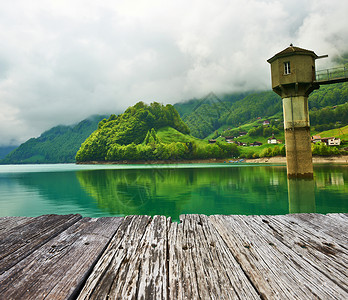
0 213 347 299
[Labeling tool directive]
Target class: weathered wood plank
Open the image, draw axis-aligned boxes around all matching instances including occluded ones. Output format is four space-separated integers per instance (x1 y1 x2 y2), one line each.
281 213 348 247
210 214 348 299
132 215 168 299
253 215 348 292
0 214 82 274
0 213 347 299
0 217 123 299
168 217 204 299
168 214 261 300
197 214 261 299
77 215 153 299
0 217 33 235
167 219 183 299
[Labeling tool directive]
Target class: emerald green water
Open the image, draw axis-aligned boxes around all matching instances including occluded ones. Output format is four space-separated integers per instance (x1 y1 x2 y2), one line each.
0 164 347 221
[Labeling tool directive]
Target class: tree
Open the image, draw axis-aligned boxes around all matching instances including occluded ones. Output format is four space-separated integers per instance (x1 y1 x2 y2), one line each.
76 102 190 162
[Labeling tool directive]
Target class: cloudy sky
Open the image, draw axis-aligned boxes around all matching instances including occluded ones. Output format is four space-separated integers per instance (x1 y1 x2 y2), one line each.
1 0 347 146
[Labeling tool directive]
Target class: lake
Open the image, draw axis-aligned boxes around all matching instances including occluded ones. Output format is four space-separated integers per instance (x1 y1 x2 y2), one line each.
0 163 347 221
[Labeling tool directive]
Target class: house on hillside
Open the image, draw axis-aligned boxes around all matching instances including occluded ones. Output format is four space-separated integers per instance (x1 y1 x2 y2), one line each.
250 141 263 146
233 141 247 146
321 137 341 146
312 135 341 146
263 120 270 126
267 135 277 144
328 137 341 146
208 139 217 144
225 136 234 143
311 135 321 143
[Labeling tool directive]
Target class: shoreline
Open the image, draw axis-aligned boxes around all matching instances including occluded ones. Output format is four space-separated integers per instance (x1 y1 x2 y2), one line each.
245 155 348 164
76 155 348 165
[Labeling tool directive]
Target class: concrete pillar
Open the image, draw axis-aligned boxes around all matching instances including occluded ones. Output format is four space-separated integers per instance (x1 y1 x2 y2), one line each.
282 96 313 178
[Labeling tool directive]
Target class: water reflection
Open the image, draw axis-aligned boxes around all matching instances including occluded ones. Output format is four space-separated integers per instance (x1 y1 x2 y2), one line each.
0 171 101 217
76 166 290 220
288 179 316 213
0 164 347 219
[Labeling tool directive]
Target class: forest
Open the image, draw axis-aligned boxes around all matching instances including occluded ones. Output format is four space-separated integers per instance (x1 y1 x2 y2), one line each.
0 115 107 164
174 80 348 139
76 103 239 162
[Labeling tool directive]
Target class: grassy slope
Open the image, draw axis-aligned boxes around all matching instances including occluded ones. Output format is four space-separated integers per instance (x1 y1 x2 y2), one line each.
234 124 348 157
316 125 348 139
156 126 206 146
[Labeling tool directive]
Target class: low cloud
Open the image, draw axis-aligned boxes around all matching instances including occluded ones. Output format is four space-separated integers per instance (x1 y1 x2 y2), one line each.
0 0 347 145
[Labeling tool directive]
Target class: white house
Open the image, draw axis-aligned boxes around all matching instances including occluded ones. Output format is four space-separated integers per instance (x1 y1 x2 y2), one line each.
268 136 277 144
327 137 341 146
320 137 341 146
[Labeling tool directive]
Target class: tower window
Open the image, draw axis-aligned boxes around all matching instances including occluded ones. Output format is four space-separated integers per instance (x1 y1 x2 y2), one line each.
284 62 291 75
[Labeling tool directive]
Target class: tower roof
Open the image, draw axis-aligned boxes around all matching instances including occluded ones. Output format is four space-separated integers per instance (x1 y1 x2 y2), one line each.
267 45 318 63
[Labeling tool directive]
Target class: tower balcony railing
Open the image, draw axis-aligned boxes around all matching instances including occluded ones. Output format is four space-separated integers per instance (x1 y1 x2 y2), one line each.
315 66 348 85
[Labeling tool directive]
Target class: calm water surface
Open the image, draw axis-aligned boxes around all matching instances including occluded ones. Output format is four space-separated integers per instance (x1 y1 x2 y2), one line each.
0 163 347 221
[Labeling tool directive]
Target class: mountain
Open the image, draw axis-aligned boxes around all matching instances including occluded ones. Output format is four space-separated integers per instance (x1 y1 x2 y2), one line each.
174 91 250 119
1 115 107 164
76 102 190 162
174 91 282 138
76 102 239 162
174 81 348 139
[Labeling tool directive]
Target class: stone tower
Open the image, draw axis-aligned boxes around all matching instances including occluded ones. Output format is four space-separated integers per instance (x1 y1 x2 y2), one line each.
267 45 319 178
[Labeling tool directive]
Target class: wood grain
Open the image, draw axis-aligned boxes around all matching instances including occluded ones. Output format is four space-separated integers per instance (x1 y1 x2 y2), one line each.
209 214 348 299
0 217 123 299
0 214 82 274
1 214 347 299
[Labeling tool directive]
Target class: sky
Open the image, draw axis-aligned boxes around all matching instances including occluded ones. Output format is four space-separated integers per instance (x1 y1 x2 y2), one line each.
1 0 348 146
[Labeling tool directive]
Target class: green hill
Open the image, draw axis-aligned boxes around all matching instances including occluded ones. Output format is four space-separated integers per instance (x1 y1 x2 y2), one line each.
156 126 202 144
76 102 239 162
174 81 348 139
1 115 107 164
314 125 348 145
174 91 281 138
76 102 190 162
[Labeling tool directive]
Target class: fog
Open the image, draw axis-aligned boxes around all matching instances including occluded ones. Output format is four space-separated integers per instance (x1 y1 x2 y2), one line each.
0 0 347 145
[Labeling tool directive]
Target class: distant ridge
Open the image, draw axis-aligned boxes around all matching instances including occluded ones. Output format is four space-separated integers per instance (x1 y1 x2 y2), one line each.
1 115 108 164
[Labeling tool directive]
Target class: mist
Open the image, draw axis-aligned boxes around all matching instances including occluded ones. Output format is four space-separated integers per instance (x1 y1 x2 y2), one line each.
0 0 347 146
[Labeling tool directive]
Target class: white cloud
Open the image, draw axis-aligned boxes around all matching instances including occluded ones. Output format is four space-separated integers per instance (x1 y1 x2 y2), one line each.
0 0 347 145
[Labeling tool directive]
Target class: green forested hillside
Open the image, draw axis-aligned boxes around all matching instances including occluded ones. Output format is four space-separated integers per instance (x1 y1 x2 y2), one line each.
310 102 348 131
1 115 107 164
76 102 190 161
76 102 239 162
309 81 348 109
175 82 348 139
175 91 282 138
174 92 249 119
